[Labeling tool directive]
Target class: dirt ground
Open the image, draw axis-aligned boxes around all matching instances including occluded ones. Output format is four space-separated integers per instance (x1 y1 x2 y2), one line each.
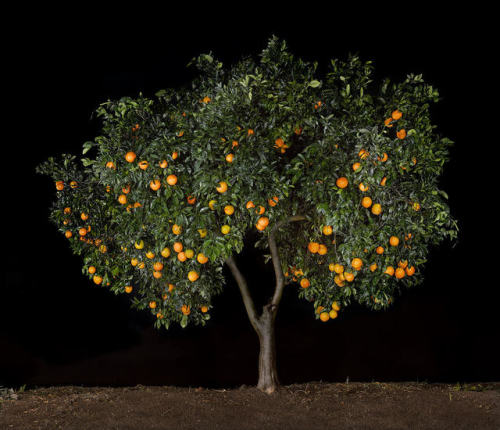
1 382 499 430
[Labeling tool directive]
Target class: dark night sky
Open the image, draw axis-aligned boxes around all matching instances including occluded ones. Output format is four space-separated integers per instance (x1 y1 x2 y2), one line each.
2 9 498 388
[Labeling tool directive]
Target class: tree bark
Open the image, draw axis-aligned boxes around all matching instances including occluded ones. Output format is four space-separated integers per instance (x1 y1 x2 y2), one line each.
256 305 279 394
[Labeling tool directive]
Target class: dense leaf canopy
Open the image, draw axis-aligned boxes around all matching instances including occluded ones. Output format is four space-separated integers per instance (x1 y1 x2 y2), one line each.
37 37 457 328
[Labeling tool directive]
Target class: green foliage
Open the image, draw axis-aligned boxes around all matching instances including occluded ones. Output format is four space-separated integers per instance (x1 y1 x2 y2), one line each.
36 36 457 327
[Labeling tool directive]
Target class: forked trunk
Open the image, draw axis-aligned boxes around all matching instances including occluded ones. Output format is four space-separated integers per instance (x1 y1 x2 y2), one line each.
256 305 279 394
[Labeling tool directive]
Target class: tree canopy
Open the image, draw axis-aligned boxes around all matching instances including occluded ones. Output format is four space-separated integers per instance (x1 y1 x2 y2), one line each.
37 36 457 329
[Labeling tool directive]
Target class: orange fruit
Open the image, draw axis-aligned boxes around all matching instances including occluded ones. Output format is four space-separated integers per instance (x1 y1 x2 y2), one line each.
125 286 133 294
371 204 382 215
172 151 179 159
308 242 320 253
172 224 182 235
187 195 196 205
70 181 78 189
224 205 235 215
246 201 255 209
150 179 161 191
138 160 149 170
389 236 400 247
391 109 402 120
359 182 369 192
268 198 277 207
395 268 405 279
65 230 73 238
320 312 330 322
336 177 348 188
412 202 421 211
166 175 178 186
173 242 183 253
137 262 145 269
256 223 266 231
177 252 187 262
221 225 231 235
255 205 265 215
361 197 372 208
216 181 228 193
188 271 199 282
294 127 303 135
201 305 208 313
93 275 103 284
248 129 254 136
380 177 387 186
64 207 71 214
225 153 234 163
358 149 369 159
329 310 338 319
232 140 239 148
370 263 377 272
81 213 89 221
118 194 127 205
149 301 157 309
300 278 310 288
332 302 340 311
322 225 333 236
318 244 328 255
351 258 363 270
122 185 131 194
159 160 168 168
55 180 64 190
198 229 207 238
197 253 208 264
333 264 344 274
88 266 96 274
79 227 87 236
344 272 355 282
134 202 142 208
134 240 144 250
398 260 408 269
99 245 107 253
352 162 361 171
168 284 175 292
208 200 217 210
153 271 162 279
185 249 194 259
397 129 406 139
131 258 139 266
202 96 211 103
376 246 384 255
385 266 395 276
384 118 393 127
106 161 116 169
377 153 388 162
153 262 164 271
181 305 191 315
161 247 171 258
257 216 269 228
125 151 136 163
405 266 415 276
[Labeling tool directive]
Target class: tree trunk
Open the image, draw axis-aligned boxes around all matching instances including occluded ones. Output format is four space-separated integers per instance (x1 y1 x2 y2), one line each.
256 305 279 394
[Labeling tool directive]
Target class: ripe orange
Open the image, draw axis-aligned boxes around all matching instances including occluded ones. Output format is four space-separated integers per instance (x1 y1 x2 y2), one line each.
351 258 363 270
352 162 361 171
344 272 355 282
88 266 96 274
172 151 179 159
221 225 231 234
232 140 239 148
166 175 178 186
134 202 142 208
70 181 78 189
159 159 168 168
181 305 191 315
172 224 182 235
125 151 136 163
322 225 333 236
333 264 344 274
308 242 320 253
177 252 187 262
376 246 384 255
255 205 265 215
153 262 164 271
300 278 310 288
161 247 171 258
389 236 400 247
225 153 234 163
55 180 64 190
412 202 421 211
332 302 340 311
275 138 284 148
65 230 73 238
248 129 254 136
395 268 405 279
384 118 393 127
336 177 348 188
385 266 395 276
329 310 338 319
79 227 87 236
398 260 408 269
197 253 208 264
201 305 208 313
405 266 415 276
380 177 387 186
216 181 228 193
153 271 162 279
361 197 372 208
125 286 133 293
268 198 277 207
93 275 103 284
137 262 145 269
377 153 388 162
246 201 255 209
106 161 116 169
138 160 149 170
168 283 175 292
198 229 207 238
150 179 161 191
99 245 107 253
318 244 328 255
370 263 377 272
257 216 269 228
224 205 235 215
118 194 127 205
149 301 157 309
208 200 217 210
187 195 196 205
359 182 369 192
131 258 139 266
397 129 406 139
391 109 402 120
188 271 199 282
371 204 382 215
81 212 89 221
358 149 369 159
122 185 131 194
320 312 330 322
64 207 71 214
173 242 183 253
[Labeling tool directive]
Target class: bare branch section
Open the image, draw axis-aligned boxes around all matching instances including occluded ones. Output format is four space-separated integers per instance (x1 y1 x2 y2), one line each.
270 215 307 309
225 255 259 331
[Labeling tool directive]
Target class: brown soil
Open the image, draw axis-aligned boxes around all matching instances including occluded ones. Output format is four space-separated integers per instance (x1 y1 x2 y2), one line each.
1 382 499 430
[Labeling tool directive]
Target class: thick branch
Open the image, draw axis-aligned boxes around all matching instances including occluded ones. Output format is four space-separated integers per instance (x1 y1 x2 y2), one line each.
270 215 307 309
225 256 259 331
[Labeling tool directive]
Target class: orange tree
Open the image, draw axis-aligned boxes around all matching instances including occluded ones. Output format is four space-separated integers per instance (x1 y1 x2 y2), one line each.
36 37 457 393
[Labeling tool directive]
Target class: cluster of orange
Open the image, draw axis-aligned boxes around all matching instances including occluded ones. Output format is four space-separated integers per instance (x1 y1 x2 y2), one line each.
384 109 406 139
316 301 341 322
274 137 289 154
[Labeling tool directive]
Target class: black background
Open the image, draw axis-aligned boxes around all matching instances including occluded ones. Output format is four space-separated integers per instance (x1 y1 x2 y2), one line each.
2 8 498 389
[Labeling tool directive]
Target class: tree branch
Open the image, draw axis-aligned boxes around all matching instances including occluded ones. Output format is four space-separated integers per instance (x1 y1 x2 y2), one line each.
225 255 259 331
270 215 307 309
